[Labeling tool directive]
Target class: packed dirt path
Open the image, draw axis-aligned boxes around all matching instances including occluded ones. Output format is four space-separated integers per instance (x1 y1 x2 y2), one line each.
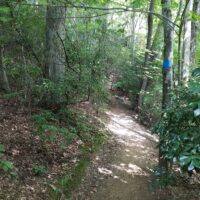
73 100 159 200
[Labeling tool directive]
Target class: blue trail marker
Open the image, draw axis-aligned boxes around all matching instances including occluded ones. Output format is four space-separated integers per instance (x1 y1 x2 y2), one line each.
163 59 172 70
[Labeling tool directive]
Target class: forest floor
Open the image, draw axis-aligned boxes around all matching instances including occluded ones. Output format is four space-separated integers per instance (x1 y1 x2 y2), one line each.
73 96 200 200
0 98 106 200
0 96 200 199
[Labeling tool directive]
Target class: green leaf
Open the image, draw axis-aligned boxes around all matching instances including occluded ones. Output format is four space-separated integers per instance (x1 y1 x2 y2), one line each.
192 158 200 169
50 134 57 142
192 68 200 78
179 156 191 166
188 161 194 171
0 6 10 13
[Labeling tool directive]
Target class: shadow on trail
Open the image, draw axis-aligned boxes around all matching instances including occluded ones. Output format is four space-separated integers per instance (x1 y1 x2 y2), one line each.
74 97 159 200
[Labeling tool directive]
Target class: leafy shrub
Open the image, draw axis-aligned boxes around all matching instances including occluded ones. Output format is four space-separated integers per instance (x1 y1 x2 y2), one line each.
0 144 15 174
32 165 47 176
32 110 77 147
153 79 200 172
0 160 14 172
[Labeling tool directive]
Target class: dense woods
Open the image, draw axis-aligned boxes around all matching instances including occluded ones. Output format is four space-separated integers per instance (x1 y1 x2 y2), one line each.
1 0 200 199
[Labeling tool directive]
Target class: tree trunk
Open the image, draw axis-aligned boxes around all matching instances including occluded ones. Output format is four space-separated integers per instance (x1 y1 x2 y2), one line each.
137 0 155 111
130 13 136 65
0 45 10 93
46 4 66 81
160 0 174 168
181 0 193 82
177 0 185 84
162 0 174 109
150 21 163 64
190 0 200 66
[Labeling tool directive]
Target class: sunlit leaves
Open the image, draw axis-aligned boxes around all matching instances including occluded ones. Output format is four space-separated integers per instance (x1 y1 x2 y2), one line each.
180 156 200 171
0 6 12 22
130 0 148 9
75 0 110 6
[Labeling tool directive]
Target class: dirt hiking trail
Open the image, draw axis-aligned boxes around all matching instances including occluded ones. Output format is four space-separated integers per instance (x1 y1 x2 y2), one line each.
73 99 159 200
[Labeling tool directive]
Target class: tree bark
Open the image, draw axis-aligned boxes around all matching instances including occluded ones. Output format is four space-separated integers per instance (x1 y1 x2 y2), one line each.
46 4 66 81
162 0 173 110
130 13 136 65
181 0 193 82
0 45 10 93
137 0 155 111
177 0 185 84
190 0 200 66
160 0 174 169
150 21 163 63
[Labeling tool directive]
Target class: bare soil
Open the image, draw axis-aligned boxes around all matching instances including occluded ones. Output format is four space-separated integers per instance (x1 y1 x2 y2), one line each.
73 98 159 200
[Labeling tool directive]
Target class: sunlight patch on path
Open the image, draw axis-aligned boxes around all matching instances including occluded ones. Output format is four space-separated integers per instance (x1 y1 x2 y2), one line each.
106 110 158 143
74 105 159 200
111 163 148 176
89 107 158 200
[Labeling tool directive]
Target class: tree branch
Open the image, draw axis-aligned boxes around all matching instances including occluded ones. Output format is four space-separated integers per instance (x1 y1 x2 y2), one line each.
9 2 180 28
56 31 79 75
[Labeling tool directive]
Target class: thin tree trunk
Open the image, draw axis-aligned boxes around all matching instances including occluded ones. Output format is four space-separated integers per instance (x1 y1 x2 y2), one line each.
150 20 163 62
160 0 174 169
176 0 184 85
181 0 193 82
190 0 200 66
0 46 10 93
162 0 174 109
46 5 66 81
130 13 136 65
137 0 155 111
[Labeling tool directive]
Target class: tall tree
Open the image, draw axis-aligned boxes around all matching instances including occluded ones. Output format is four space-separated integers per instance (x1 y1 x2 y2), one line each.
46 4 66 81
129 13 136 65
181 0 193 82
190 0 200 66
137 0 155 111
160 0 174 168
162 0 173 109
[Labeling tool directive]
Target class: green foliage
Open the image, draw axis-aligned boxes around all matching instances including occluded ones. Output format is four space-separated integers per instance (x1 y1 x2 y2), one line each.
49 156 89 199
32 107 106 153
32 165 47 176
1 91 23 100
153 79 200 172
0 6 12 23
0 160 14 173
32 110 77 146
0 144 15 174
192 68 200 78
0 144 5 155
47 109 107 199
153 166 176 189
